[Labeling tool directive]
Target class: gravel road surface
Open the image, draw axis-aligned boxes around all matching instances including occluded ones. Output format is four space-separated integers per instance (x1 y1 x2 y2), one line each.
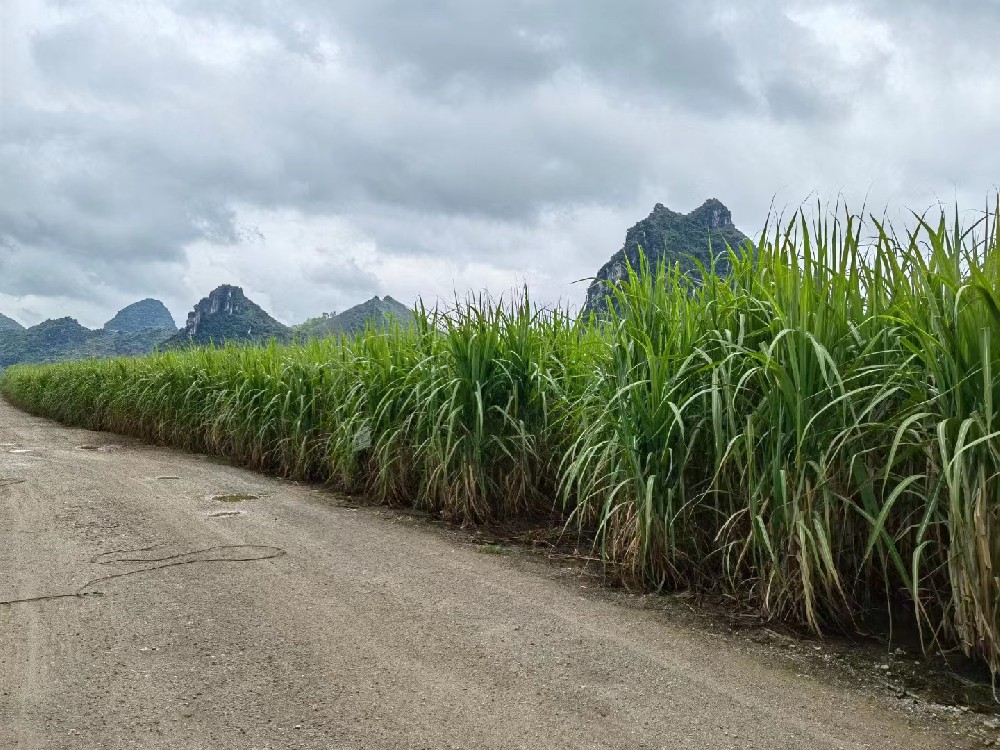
0 398 975 749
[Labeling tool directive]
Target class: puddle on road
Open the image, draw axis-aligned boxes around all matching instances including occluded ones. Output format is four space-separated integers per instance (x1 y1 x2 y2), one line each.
211 493 258 504
77 444 123 452
8 449 33 454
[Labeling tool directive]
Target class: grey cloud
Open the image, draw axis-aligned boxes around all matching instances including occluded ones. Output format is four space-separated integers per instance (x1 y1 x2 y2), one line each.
31 16 201 104
15 4 656 237
174 0 754 112
0 245 98 300
303 254 380 295
762 76 833 121
334 1 754 113
860 0 1000 20
171 0 876 122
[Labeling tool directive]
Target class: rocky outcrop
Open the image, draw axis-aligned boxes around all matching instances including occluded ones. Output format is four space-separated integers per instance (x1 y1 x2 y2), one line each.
582 199 749 316
165 285 289 347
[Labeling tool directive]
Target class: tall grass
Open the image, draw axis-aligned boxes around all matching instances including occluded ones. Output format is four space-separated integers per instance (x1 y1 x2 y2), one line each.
4 204 1000 673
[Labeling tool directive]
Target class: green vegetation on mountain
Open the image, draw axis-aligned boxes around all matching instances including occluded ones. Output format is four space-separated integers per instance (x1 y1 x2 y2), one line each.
163 285 290 348
0 312 24 333
0 316 174 369
0 288 417 367
19 317 93 349
583 198 749 315
6 203 1000 677
294 296 414 339
104 298 176 332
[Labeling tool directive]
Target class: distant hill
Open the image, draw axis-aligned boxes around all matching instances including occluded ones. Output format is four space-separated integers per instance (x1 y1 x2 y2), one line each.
0 315 174 369
0 317 97 369
582 198 749 316
295 296 414 339
0 312 23 334
164 285 289 347
23 317 93 350
0 288 418 368
104 298 176 332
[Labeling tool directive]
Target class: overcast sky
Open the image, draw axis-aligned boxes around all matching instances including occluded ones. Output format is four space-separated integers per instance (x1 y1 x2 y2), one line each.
1 0 998 327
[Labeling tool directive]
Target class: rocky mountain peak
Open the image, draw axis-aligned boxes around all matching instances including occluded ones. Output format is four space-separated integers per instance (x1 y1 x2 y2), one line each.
689 198 734 230
185 285 248 337
582 198 748 316
167 285 289 347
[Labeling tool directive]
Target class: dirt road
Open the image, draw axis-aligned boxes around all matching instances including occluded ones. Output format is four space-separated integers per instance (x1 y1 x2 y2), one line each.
0 398 976 749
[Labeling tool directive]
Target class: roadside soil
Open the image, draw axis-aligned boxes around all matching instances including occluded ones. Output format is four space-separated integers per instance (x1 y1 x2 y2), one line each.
0 397 989 749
